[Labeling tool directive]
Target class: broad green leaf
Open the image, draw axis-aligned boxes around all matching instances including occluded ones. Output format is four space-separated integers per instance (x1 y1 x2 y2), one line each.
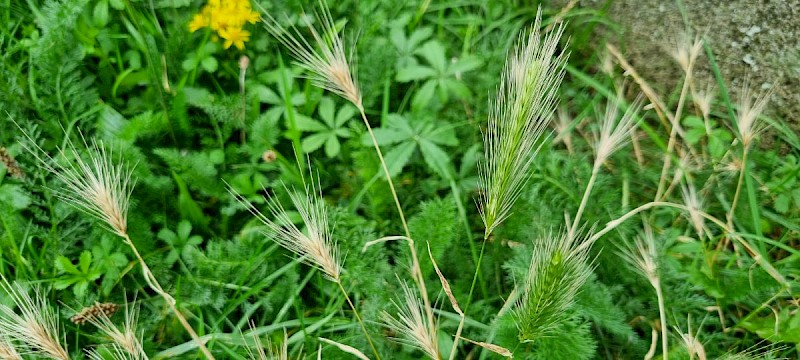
79 251 92 274
396 65 437 82
177 220 193 240
56 256 80 275
0 184 32 210
448 56 483 75
366 128 408 145
201 56 218 73
419 140 454 179
324 136 341 157
412 80 437 111
318 97 336 127
93 0 109 28
382 141 416 177
295 115 325 131
416 40 447 72
302 133 330 153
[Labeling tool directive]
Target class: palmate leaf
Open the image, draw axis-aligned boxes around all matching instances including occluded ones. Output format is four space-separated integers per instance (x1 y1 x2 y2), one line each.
396 40 483 109
297 97 355 157
362 113 458 178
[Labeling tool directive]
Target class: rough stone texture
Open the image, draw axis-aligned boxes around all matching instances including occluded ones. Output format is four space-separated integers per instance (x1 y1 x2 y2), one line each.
554 0 799 143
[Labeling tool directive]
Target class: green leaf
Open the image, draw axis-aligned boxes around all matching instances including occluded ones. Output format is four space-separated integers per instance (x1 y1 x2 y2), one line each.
324 136 341 158
411 80 437 110
0 184 32 210
416 40 447 72
172 171 209 228
79 251 92 274
295 115 324 131
419 140 454 179
318 97 336 126
382 141 416 177
775 194 790 214
396 65 437 82
201 56 218 73
447 56 483 75
177 220 193 240
335 104 357 127
302 133 330 153
110 0 125 10
56 256 80 275
93 0 109 28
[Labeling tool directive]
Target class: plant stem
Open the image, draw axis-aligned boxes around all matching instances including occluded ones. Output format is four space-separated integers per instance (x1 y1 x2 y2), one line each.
337 281 382 360
655 59 694 201
464 235 488 314
449 178 488 299
571 162 601 236
726 149 748 229
122 234 215 360
448 314 466 360
654 279 668 360
357 106 432 325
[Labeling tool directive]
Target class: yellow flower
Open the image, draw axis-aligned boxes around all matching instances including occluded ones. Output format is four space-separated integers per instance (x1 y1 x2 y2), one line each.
188 14 208 32
246 10 260 24
190 0 257 50
219 27 250 50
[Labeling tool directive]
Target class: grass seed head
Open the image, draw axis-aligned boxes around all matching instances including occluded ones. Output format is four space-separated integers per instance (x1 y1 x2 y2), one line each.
381 281 439 359
261 0 361 108
736 80 774 149
593 97 642 168
0 277 69 360
513 229 592 342
20 135 134 238
618 223 659 288
479 9 569 237
229 172 342 283
82 301 145 360
0 336 21 360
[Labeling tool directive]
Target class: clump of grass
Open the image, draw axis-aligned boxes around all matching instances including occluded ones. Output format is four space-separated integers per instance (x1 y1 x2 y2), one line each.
726 82 774 228
513 229 592 342
246 329 289 360
17 133 214 360
260 0 432 325
0 276 69 360
228 169 380 359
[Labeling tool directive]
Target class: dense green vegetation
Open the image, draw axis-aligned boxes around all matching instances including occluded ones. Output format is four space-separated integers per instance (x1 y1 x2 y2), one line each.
0 0 798 359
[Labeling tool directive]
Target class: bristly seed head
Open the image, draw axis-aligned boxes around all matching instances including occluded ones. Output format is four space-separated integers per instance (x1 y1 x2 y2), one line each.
0 276 70 360
736 80 774 149
618 223 659 289
381 281 439 359
20 134 135 238
228 171 342 283
479 9 570 238
260 0 362 108
593 97 643 168
513 229 592 342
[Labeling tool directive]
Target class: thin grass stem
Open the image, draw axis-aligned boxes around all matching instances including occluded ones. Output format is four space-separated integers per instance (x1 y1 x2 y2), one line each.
357 107 432 327
337 282 381 360
570 163 600 236
726 149 748 229
122 234 215 360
